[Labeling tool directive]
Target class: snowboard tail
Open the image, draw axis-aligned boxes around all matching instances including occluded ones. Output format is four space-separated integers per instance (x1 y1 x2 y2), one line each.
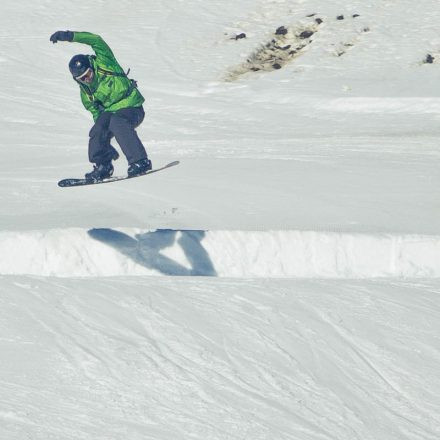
58 161 179 188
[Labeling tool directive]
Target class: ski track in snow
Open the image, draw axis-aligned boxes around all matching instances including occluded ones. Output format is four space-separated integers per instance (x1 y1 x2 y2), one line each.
1 277 440 440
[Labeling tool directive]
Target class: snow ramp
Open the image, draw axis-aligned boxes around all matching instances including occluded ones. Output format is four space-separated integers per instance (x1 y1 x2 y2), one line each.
0 228 439 278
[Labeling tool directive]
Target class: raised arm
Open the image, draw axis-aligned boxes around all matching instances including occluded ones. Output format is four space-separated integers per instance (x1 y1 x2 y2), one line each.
50 31 119 67
72 32 118 66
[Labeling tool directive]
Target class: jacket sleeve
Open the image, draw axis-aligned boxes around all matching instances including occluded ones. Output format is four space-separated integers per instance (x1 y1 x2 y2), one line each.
72 32 119 68
80 89 101 122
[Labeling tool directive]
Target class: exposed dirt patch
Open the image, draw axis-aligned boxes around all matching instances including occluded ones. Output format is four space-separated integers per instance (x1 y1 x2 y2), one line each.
330 25 369 58
226 20 321 81
225 12 369 81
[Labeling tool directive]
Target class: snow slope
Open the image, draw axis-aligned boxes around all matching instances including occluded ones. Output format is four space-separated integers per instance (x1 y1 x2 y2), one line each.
1 277 439 440
1 0 440 439
1 0 439 233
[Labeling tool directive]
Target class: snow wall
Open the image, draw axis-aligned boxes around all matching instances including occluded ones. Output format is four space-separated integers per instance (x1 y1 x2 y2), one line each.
0 228 439 278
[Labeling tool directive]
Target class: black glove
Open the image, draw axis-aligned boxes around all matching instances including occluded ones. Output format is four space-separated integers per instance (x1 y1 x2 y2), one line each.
50 30 74 44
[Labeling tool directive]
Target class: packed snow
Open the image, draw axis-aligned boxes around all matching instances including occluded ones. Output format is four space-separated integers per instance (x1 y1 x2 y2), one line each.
0 0 439 439
1 228 440 278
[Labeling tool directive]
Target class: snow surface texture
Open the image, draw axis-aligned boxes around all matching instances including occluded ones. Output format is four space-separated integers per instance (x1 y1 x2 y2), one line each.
1 0 440 439
2 277 439 440
1 228 440 278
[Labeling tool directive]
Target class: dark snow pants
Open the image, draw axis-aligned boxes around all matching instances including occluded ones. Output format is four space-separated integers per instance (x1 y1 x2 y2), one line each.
88 107 148 165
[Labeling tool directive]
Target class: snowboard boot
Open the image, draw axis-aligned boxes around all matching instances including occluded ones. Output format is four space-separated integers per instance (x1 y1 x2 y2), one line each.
127 158 152 177
85 162 114 181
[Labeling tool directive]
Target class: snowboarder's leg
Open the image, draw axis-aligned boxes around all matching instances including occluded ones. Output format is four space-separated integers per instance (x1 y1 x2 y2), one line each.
108 107 149 165
86 112 118 180
88 112 118 165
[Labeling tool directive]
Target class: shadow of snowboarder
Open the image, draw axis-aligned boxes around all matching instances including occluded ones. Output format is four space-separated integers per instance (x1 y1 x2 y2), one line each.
88 228 217 276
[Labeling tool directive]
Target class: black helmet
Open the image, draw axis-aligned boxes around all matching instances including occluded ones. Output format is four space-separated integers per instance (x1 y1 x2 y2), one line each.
69 54 91 78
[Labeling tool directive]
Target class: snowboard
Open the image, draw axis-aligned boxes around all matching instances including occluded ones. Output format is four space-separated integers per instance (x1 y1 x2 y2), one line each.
58 160 180 187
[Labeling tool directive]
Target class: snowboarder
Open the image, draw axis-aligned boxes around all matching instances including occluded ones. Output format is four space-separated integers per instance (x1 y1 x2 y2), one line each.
50 30 152 181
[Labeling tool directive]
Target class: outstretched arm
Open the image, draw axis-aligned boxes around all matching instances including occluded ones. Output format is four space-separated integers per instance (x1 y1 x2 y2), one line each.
72 32 118 66
50 30 118 67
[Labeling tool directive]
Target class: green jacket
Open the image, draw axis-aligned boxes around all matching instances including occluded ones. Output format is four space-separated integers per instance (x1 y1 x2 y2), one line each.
72 32 145 121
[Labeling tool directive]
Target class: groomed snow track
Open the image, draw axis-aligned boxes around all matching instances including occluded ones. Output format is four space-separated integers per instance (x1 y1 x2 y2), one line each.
1 228 439 278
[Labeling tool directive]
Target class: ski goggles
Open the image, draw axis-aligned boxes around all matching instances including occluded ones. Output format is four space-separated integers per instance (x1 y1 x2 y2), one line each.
75 67 94 83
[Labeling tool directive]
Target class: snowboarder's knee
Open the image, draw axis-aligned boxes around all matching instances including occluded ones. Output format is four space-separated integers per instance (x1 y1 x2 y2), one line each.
108 114 130 133
89 112 111 137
